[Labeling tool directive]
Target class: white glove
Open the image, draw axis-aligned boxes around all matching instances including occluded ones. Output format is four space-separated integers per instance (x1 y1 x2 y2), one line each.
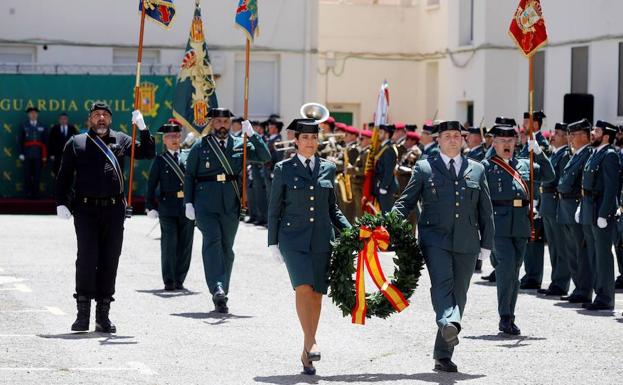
379 188 388 195
185 203 195 221
18 154 25 161
597 217 608 229
49 155 55 161
479 248 491 261
269 245 284 264
132 110 147 131
242 120 255 137
147 209 159 219
575 206 581 223
182 132 195 146
528 139 542 155
56 205 72 220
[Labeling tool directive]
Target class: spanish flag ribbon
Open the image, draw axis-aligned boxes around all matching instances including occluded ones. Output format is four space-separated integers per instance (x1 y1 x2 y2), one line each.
351 226 409 325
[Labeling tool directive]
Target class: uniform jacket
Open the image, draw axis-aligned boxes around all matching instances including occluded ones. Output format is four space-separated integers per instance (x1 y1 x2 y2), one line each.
146 150 189 217
556 145 592 224
482 152 554 238
393 155 495 255
579 144 620 225
19 120 48 159
466 144 486 162
56 129 155 207
184 133 270 214
539 146 570 218
421 142 440 160
48 124 79 157
518 130 550 158
267 156 351 252
374 140 399 195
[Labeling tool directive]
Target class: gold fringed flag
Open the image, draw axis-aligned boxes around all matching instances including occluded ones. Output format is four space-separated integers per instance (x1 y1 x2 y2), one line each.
508 0 548 57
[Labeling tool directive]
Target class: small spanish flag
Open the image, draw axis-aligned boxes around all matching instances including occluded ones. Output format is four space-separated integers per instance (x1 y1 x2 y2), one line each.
139 0 176 29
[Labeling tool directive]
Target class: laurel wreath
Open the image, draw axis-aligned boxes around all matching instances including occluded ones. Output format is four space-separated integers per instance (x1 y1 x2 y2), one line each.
328 211 424 319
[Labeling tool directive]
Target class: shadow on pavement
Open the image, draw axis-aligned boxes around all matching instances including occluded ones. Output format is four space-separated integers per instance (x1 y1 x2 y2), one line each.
473 281 495 287
575 309 616 317
171 311 253 326
463 334 545 349
553 301 583 309
38 332 137 345
254 372 486 385
136 288 201 298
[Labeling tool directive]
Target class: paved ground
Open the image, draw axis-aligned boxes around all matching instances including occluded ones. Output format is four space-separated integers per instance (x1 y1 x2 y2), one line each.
1 214 622 385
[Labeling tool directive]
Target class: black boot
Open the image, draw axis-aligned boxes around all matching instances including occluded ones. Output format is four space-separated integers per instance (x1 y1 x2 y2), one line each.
95 298 117 333
71 295 91 332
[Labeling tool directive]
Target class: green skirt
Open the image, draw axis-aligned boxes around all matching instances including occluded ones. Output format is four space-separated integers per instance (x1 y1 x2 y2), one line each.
279 246 331 294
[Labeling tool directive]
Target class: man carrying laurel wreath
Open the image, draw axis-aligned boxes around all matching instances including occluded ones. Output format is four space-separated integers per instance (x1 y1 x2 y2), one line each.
392 121 494 372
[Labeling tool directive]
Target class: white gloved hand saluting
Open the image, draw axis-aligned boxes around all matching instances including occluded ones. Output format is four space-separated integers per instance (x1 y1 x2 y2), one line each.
379 188 388 195
479 248 491 261
597 217 608 229
528 139 542 155
147 209 159 219
269 245 284 264
185 203 195 221
132 110 148 131
56 205 72 220
575 205 581 224
242 120 255 137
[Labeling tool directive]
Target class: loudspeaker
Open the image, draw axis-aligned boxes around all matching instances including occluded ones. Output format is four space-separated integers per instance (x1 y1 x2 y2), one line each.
563 93 594 124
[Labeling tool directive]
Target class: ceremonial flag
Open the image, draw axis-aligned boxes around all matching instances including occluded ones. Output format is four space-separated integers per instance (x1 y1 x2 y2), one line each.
508 0 548 57
235 0 259 42
139 0 176 29
362 81 390 214
172 2 219 136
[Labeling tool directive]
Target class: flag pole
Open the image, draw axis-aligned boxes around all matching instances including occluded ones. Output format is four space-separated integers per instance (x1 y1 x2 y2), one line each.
126 0 147 218
528 54 535 239
241 38 251 214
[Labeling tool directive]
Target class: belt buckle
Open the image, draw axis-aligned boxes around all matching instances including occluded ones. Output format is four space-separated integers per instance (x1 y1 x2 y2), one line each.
513 199 522 208
217 173 226 182
539 186 544 194
177 191 184 198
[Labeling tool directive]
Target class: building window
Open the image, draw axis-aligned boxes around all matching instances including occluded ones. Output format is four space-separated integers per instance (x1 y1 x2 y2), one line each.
113 48 159 74
571 46 588 94
0 46 35 63
458 0 474 46
618 42 623 116
533 50 545 111
235 58 279 119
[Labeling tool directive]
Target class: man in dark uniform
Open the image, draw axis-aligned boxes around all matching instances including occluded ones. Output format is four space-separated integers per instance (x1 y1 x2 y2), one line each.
558 119 593 304
578 120 620 311
393 120 494 373
250 121 269 226
482 124 554 335
420 123 439 160
19 107 48 198
518 111 550 158
48 112 79 176
348 129 372 221
264 118 284 204
145 122 194 291
184 108 270 313
334 125 359 223
56 102 155 332
465 126 485 162
537 123 571 296
392 122 408 161
374 124 399 213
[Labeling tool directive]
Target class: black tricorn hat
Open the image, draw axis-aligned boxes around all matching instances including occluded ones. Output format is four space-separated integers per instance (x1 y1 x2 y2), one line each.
207 108 234 118
492 124 518 137
554 122 568 132
286 118 318 134
379 124 396 135
467 126 482 135
438 121 462 133
495 117 517 127
567 119 591 133
89 101 112 116
26 106 39 113
596 120 618 136
158 123 181 134
524 111 546 120
405 124 418 132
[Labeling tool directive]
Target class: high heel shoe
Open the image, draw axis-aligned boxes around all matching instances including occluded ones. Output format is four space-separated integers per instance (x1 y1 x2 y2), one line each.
301 358 316 375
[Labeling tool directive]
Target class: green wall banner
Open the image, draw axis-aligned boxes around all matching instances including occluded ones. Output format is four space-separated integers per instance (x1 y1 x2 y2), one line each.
0 74 174 198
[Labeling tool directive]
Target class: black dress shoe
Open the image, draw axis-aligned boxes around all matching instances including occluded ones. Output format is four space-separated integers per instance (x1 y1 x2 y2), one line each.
537 287 567 296
95 299 116 334
215 303 229 314
434 358 458 373
499 316 521 335
520 281 541 290
174 282 185 290
561 294 591 303
481 271 496 282
71 296 91 332
440 324 459 347
474 259 483 272
164 282 176 291
583 302 614 311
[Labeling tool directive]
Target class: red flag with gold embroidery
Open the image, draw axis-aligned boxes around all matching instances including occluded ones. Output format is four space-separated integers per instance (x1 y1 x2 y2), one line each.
508 0 548 57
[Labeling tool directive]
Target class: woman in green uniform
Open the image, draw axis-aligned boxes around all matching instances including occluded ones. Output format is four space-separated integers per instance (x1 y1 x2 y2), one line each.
268 118 351 375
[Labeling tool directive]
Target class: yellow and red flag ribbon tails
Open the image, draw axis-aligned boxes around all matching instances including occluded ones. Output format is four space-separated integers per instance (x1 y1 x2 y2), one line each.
352 226 408 325
140 0 176 29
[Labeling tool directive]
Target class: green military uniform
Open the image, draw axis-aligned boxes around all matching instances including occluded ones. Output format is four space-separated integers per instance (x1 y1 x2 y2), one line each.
267 119 351 293
579 121 620 310
393 121 494 370
482 125 554 334
146 124 194 290
184 109 270 311
374 125 399 214
538 124 571 295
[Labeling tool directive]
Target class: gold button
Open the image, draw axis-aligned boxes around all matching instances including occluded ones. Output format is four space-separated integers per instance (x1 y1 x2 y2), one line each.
294 186 297 189
310 186 314 190
455 202 459 206
310 207 314 211
455 181 458 185
310 197 315 201
287 222 291 226
310 218 314 222
455 192 459 196
455 214 459 218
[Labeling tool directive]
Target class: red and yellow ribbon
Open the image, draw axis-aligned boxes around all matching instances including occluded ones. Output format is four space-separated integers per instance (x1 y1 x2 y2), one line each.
352 226 409 325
